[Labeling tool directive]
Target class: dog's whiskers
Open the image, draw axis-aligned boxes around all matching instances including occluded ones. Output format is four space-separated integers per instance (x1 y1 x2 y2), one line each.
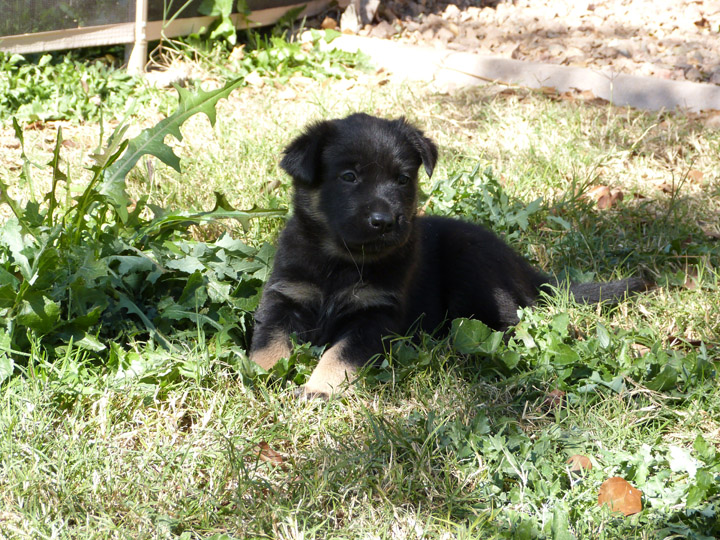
341 238 365 285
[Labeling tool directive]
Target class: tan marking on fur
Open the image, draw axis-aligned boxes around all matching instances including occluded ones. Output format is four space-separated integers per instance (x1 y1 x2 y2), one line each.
249 331 292 370
302 340 356 397
335 284 400 310
267 281 322 305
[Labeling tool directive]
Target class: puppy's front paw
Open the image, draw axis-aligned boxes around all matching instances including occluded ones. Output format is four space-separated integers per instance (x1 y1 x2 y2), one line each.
299 342 356 399
294 386 330 401
249 330 292 370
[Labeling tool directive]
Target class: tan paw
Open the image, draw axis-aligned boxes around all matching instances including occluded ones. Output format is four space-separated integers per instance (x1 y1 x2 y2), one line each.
249 331 292 370
298 340 356 398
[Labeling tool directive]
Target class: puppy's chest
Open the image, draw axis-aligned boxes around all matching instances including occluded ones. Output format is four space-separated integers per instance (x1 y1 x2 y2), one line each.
270 276 401 321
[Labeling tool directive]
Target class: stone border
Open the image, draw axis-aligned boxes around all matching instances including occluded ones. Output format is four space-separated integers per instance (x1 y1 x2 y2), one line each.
332 35 720 112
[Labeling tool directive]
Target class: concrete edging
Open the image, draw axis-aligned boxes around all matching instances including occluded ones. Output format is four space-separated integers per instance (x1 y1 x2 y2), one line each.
332 35 720 113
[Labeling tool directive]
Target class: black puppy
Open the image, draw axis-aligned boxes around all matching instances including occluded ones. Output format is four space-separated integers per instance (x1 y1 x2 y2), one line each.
250 113 646 397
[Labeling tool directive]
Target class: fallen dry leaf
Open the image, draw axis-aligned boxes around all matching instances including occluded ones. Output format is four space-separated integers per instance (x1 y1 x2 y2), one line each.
261 179 282 194
704 113 720 129
653 180 674 194
598 477 643 516
687 169 704 183
256 441 288 470
683 266 699 290
321 17 338 30
26 120 46 130
545 389 565 408
667 334 704 350
585 185 624 209
567 454 592 472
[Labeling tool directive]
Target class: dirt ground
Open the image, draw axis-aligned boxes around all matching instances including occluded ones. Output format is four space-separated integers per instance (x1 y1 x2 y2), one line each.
312 0 720 85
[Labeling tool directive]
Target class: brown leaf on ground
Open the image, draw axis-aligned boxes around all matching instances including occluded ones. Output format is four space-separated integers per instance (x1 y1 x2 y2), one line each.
667 335 704 349
653 180 674 194
26 120 46 131
683 266 699 290
261 179 282 194
585 185 624 209
687 169 704 184
545 389 565 408
321 17 338 30
256 441 288 470
559 88 608 105
598 477 643 516
567 454 592 472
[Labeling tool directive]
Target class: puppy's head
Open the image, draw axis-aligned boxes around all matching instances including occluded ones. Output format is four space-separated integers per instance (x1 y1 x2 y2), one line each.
280 113 437 258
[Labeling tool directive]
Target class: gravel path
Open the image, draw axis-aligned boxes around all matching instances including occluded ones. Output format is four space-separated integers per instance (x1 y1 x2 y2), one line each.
316 0 720 86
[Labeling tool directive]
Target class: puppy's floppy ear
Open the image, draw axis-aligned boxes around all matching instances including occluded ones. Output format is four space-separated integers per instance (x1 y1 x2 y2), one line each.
280 120 335 185
398 118 438 178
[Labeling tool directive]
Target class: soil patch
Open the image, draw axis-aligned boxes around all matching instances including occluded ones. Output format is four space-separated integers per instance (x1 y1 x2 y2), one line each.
311 0 720 85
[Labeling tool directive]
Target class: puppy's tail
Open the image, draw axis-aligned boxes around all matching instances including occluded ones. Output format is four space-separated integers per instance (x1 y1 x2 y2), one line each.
567 276 650 305
540 276 650 305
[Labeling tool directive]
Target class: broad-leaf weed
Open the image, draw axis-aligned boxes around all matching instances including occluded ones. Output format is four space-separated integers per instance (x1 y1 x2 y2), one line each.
0 78 285 383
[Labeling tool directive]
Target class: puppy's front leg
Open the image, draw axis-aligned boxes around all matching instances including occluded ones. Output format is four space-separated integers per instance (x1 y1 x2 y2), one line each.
250 289 310 370
302 339 356 397
301 314 394 398
250 326 292 370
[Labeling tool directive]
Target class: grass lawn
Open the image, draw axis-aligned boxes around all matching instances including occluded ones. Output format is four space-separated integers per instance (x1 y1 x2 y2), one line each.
0 40 719 539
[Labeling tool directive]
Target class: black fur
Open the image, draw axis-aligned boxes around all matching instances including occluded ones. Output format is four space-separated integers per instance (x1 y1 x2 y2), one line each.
250 113 647 396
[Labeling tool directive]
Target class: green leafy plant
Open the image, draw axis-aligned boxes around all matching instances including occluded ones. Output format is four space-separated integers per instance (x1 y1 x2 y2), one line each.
182 27 368 83
448 309 716 397
427 164 543 245
197 0 247 45
0 50 148 122
0 79 285 382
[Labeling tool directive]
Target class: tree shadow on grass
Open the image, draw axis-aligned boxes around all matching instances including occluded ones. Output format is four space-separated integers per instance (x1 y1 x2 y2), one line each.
257 335 717 538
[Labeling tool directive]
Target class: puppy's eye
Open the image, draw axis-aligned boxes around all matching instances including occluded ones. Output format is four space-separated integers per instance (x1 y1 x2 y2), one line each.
340 171 357 183
398 174 411 186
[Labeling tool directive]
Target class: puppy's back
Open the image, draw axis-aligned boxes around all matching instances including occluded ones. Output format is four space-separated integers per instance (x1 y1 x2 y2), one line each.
406 216 548 331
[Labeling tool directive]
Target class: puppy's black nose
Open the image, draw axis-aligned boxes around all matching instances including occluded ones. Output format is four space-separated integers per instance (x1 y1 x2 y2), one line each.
369 212 394 232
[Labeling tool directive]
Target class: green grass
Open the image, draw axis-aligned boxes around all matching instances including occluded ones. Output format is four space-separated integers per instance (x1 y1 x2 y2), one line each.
1 40 719 539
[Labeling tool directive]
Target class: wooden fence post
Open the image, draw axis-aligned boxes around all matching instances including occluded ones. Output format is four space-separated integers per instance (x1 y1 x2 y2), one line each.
127 0 148 74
